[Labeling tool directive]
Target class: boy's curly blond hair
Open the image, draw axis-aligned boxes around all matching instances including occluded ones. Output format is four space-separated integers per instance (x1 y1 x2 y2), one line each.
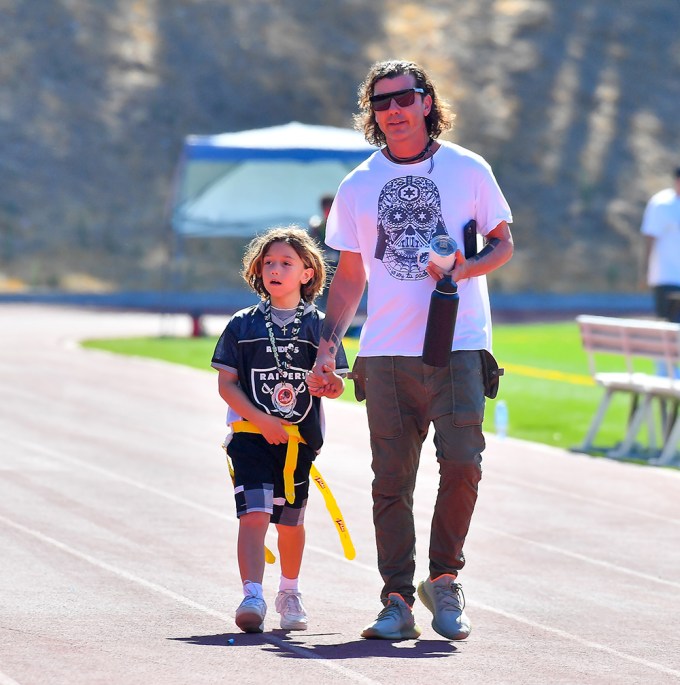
242 225 328 303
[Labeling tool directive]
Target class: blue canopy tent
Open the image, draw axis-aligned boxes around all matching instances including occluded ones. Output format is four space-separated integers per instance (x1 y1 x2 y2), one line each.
170 121 376 237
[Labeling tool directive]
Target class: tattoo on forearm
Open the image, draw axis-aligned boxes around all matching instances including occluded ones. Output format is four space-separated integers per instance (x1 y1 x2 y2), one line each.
472 237 501 262
321 304 354 350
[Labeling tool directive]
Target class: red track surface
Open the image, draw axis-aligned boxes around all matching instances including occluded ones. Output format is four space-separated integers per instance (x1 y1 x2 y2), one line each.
1 305 679 685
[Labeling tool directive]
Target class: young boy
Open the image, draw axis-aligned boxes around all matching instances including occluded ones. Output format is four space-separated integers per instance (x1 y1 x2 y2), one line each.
211 226 348 633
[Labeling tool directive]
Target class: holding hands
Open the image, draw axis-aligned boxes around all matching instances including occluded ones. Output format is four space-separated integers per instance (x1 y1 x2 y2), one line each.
307 359 344 398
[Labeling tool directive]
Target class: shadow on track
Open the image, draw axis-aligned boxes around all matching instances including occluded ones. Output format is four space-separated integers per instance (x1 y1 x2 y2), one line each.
170 631 458 659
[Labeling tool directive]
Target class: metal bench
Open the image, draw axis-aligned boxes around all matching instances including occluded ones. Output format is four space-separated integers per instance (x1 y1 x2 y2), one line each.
576 315 680 465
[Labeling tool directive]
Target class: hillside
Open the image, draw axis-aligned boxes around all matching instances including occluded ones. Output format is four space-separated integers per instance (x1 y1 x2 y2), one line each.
1 0 679 293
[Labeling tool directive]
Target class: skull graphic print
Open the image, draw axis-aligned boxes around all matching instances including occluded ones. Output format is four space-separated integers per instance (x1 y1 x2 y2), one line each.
374 175 449 281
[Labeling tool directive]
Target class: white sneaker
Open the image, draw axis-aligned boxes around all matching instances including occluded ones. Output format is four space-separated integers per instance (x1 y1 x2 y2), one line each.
417 574 471 640
275 590 308 630
235 594 267 633
361 593 422 640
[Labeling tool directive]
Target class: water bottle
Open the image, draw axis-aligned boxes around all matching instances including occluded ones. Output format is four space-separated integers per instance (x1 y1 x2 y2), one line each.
422 275 459 367
494 399 509 439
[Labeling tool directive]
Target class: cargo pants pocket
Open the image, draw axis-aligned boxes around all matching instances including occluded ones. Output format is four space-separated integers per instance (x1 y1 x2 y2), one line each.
450 351 486 428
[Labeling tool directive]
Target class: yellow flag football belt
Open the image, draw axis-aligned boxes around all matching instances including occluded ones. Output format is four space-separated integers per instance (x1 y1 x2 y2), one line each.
228 421 355 561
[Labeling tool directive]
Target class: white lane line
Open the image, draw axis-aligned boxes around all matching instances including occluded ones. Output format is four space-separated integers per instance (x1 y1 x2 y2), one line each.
4 435 680 677
473 523 680 590
493 472 680 527
0 670 22 685
329 416 680 527
3 512 679 683
5 388 677 529
6 434 679 587
331 477 680 590
0 513 381 685
4 436 235 519
1 435 357 568
471 600 680 679
519 435 680 479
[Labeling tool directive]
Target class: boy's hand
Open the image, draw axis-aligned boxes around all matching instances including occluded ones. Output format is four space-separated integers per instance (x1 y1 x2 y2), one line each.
256 413 291 444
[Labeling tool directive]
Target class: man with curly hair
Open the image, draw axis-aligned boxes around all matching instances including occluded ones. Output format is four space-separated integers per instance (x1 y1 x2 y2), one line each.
309 60 514 641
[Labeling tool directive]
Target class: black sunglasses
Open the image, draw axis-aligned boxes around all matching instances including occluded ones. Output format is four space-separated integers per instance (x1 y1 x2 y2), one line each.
369 87 425 112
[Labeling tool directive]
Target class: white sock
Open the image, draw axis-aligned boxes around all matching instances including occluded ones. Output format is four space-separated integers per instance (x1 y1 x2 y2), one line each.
279 575 299 593
243 580 264 598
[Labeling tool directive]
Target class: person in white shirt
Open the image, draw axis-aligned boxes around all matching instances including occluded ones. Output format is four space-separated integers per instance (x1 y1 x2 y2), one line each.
307 59 514 641
641 167 680 321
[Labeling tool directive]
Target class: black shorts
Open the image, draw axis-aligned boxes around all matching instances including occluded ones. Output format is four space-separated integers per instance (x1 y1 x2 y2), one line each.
226 432 313 526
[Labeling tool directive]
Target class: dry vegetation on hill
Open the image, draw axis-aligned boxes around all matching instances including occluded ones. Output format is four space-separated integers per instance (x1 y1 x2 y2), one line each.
1 0 679 293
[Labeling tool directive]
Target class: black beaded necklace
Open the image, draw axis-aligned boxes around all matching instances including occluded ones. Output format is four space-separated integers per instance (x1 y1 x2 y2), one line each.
263 297 305 379
385 138 434 173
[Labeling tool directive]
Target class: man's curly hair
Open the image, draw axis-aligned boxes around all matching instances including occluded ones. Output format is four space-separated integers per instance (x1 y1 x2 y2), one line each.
242 225 327 303
353 60 455 148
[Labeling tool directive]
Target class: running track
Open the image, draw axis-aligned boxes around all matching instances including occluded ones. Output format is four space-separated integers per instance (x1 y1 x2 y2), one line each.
1 305 679 685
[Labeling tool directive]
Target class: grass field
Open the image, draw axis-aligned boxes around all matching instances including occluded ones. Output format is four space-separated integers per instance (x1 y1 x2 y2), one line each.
82 321 659 454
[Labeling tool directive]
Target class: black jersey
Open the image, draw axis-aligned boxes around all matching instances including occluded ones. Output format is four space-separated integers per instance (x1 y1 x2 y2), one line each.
211 301 349 453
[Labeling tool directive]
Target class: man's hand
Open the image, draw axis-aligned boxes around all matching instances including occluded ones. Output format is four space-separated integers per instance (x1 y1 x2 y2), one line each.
307 364 344 398
425 248 465 282
323 366 346 399
426 221 514 283
308 359 336 397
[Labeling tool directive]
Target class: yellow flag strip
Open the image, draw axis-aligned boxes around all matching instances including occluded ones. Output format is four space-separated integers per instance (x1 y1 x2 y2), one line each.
232 421 301 503
309 465 356 560
230 420 355 560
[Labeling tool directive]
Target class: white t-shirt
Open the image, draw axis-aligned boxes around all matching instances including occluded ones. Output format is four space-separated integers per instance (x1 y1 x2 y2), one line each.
641 187 680 286
325 141 513 356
